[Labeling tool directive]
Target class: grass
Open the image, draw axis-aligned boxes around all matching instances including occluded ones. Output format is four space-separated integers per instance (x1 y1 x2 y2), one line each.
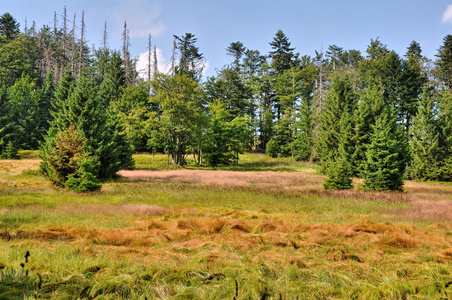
0 153 452 298
133 152 316 172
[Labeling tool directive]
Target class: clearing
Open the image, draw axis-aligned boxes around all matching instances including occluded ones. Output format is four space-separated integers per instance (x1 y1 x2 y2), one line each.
0 154 452 299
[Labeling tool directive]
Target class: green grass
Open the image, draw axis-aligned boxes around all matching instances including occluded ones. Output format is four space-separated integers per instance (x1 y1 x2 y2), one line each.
17 150 41 159
0 155 452 299
133 152 316 172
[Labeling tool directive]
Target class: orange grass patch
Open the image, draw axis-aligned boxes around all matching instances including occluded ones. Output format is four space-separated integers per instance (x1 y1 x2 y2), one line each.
0 159 40 175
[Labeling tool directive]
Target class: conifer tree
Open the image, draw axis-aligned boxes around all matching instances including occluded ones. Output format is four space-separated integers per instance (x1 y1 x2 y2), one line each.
269 29 295 74
0 13 20 43
399 41 427 133
7 73 41 149
362 106 407 191
293 56 317 161
408 87 441 180
352 82 385 176
0 73 18 158
435 35 452 89
323 89 354 189
316 75 356 173
437 89 452 180
41 70 133 190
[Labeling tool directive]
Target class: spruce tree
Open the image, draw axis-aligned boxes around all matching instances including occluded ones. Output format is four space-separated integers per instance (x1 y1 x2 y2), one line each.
41 70 133 190
0 74 18 158
438 89 452 180
269 29 295 74
7 73 41 149
0 13 20 43
362 106 407 191
317 75 356 173
435 35 452 89
353 82 385 176
408 87 442 180
323 109 354 189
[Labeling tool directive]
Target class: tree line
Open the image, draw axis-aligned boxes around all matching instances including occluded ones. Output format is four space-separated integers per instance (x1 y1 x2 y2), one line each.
1 10 452 191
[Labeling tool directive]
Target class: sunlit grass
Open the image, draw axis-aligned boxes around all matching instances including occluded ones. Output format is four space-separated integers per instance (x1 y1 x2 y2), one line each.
133 152 316 172
0 156 452 298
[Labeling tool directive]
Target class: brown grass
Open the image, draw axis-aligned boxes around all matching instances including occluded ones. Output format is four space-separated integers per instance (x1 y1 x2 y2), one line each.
58 203 168 217
0 159 40 175
118 169 322 189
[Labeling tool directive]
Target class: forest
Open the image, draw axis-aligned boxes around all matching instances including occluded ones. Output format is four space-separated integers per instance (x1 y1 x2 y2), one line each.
1 9 452 191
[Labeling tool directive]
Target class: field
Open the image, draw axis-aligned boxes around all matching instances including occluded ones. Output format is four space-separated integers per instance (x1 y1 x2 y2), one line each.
1 153 452 299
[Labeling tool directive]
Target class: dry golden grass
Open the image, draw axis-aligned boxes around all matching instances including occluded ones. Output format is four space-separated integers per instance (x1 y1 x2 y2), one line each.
2 208 451 266
0 159 40 175
58 203 168 217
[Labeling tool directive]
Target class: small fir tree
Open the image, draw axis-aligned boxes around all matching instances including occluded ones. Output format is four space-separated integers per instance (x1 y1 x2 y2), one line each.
323 109 354 189
362 106 407 191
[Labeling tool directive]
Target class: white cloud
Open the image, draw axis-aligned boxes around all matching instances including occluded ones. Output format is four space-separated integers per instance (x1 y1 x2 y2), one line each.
136 49 210 79
136 48 172 78
201 61 210 77
113 0 165 38
442 5 452 24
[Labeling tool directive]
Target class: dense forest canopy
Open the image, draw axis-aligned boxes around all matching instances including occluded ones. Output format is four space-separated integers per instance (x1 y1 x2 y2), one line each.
1 9 452 190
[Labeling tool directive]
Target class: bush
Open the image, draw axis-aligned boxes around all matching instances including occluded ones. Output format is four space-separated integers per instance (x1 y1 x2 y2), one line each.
323 158 353 190
266 139 279 158
1 141 19 159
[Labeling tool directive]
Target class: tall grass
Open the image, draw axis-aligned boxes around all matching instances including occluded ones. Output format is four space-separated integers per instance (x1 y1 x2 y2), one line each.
0 157 452 298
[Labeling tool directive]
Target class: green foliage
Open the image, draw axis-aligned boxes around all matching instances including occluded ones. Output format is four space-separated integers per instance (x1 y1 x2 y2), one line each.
323 157 353 190
0 34 40 85
7 73 41 149
150 73 206 166
203 100 251 166
269 29 295 74
64 157 101 192
44 125 87 187
2 141 19 159
204 66 254 119
40 69 133 191
174 33 204 79
0 13 20 43
435 34 452 89
293 56 317 161
111 82 152 152
265 138 279 158
362 107 407 191
408 88 442 180
317 75 357 173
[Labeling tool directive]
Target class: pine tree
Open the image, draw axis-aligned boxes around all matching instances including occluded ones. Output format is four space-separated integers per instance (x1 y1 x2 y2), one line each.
362 106 407 191
41 70 133 190
352 82 385 176
316 75 357 172
0 73 18 158
0 13 20 43
408 87 441 180
7 73 41 149
269 29 295 74
438 89 452 180
174 33 204 80
293 56 317 161
436 35 452 89
399 41 427 133
323 89 354 189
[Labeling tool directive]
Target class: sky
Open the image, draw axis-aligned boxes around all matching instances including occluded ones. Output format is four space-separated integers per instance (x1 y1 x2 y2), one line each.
3 0 452 78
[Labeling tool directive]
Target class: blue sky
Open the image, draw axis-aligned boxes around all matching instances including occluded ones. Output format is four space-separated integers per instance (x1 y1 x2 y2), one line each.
3 0 452 77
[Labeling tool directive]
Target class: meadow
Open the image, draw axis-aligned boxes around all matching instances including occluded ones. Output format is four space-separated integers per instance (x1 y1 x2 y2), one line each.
1 152 452 299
